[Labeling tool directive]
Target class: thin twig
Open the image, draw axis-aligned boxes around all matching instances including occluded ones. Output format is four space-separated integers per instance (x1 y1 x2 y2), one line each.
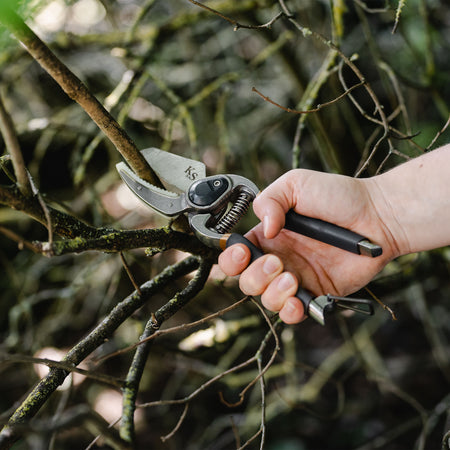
365 287 397 320
392 0 407 34
138 356 257 408
0 93 32 196
190 0 396 172
160 404 189 442
278 0 390 128
230 416 241 448
219 303 281 408
97 297 249 364
0 226 38 252
187 1 283 30
353 0 390 14
119 252 142 296
0 353 124 388
27 173 54 247
277 3 396 164
426 114 450 151
252 80 365 115
378 61 412 137
237 429 263 450
84 417 122 450
290 49 339 169
257 353 266 449
371 375 428 449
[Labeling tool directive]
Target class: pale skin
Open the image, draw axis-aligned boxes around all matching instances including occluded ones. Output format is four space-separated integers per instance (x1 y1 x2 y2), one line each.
218 144 450 324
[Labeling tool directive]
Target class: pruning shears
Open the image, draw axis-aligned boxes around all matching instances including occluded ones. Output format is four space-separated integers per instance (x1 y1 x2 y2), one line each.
117 148 382 326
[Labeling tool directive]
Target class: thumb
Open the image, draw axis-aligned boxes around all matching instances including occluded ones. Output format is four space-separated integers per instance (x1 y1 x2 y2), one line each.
253 173 297 239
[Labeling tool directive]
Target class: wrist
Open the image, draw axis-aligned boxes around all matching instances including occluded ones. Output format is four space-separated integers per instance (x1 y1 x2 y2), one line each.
362 176 411 259
365 147 450 256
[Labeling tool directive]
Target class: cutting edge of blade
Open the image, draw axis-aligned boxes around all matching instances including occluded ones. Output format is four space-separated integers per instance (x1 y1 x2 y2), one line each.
116 162 179 199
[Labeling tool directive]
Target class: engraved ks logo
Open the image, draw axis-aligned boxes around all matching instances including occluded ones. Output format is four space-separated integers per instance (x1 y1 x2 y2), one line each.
184 166 199 181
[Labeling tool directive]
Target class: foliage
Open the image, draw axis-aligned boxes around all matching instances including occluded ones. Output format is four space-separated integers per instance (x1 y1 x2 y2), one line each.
0 0 449 449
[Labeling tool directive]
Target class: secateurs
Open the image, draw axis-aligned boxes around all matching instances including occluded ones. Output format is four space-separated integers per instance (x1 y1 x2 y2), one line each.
117 148 382 326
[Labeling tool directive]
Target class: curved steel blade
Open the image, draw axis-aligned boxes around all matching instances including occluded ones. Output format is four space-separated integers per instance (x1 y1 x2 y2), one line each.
141 147 206 193
116 162 187 217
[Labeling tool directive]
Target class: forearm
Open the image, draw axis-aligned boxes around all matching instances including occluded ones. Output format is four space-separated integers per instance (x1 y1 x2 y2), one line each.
367 144 450 255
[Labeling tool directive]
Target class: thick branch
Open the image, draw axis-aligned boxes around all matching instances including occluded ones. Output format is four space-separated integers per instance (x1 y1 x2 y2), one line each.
0 184 102 238
120 258 214 443
0 405 130 450
0 256 201 449
0 4 161 187
34 227 214 258
0 184 210 257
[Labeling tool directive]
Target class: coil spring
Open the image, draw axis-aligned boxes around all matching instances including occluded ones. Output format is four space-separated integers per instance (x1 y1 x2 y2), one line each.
214 192 252 234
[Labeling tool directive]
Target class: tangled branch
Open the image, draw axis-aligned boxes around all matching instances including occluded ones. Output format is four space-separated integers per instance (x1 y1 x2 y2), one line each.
137 303 282 447
0 256 201 448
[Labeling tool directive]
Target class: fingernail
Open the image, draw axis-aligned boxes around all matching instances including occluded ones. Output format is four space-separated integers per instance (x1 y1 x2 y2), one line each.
277 273 295 292
283 298 297 316
231 246 246 263
263 255 281 275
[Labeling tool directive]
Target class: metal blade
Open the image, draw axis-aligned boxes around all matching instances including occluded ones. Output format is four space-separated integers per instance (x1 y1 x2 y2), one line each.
140 147 206 193
329 295 374 316
116 162 187 217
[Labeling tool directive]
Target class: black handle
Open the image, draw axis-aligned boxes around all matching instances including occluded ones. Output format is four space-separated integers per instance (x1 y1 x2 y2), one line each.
225 233 315 314
285 210 367 255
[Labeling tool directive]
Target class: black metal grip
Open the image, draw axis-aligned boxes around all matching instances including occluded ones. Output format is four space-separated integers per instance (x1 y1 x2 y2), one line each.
284 210 365 255
225 233 314 314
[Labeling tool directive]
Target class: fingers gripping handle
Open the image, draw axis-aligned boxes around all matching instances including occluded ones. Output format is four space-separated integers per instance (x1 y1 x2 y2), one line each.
225 233 324 324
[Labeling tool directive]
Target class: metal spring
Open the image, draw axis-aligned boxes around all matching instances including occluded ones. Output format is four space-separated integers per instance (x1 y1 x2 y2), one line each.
215 192 252 234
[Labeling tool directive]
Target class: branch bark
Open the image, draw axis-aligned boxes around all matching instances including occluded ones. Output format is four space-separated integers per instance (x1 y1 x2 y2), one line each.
0 256 201 449
120 258 214 444
0 4 162 187
0 93 32 196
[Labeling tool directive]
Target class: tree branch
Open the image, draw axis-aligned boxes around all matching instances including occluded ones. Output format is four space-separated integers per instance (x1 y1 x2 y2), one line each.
252 80 366 115
120 257 214 443
34 227 213 258
0 4 162 187
0 184 101 238
0 353 124 388
0 93 32 196
0 256 201 449
97 296 249 364
0 184 209 258
187 1 283 30
0 405 130 450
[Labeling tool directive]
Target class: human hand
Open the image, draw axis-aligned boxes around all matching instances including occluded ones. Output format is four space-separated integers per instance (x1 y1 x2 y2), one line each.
218 169 398 324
